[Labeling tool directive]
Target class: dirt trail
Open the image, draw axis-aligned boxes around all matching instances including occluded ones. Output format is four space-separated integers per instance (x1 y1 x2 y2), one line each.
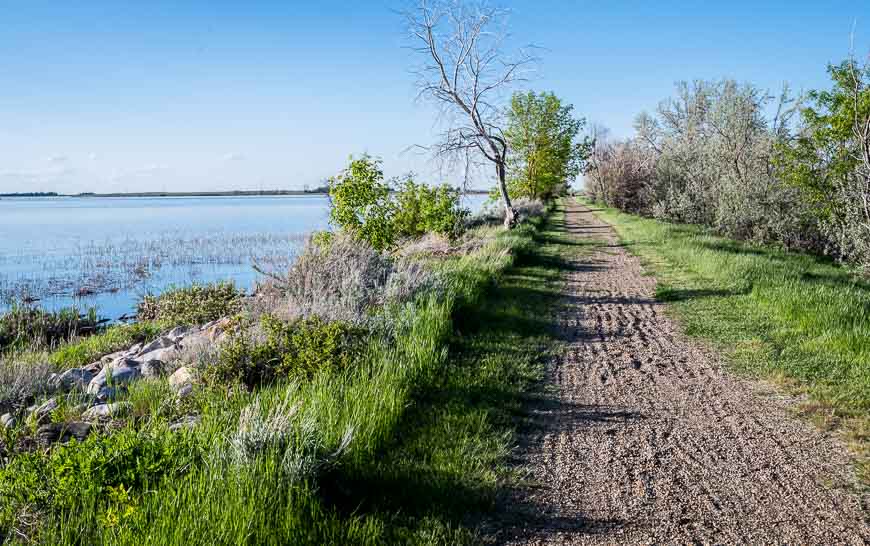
494 200 870 544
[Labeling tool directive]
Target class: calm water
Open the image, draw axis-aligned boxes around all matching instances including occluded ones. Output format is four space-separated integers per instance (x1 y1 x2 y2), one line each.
0 194 490 319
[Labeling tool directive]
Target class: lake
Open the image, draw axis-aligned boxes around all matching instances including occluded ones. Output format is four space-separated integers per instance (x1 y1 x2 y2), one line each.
0 194 491 319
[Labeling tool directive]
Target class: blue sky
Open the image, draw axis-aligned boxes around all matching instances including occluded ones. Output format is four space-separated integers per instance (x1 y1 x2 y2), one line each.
1 0 868 193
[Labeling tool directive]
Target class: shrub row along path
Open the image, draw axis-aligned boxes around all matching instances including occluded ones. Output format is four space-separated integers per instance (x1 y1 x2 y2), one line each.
495 199 870 544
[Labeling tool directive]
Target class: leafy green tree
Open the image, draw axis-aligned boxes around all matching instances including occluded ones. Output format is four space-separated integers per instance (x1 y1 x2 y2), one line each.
777 58 870 266
504 91 592 201
328 155 396 251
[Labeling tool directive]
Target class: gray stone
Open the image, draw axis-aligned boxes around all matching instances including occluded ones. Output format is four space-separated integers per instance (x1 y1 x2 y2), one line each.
94 386 119 401
137 346 179 365
168 415 200 432
1 413 16 429
169 367 195 391
82 402 131 421
139 336 175 355
37 422 92 444
50 368 94 392
176 383 194 399
166 326 194 341
30 398 58 423
87 361 141 395
141 359 166 378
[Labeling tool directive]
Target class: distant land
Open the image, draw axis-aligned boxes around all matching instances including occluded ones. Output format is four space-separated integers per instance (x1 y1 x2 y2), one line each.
1 188 490 198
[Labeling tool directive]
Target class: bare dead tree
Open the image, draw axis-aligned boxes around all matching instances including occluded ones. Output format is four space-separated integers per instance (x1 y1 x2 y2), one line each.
406 0 536 227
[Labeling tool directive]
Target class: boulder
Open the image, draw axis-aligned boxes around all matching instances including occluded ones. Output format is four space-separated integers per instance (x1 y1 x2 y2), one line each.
167 326 195 341
0 413 16 429
141 359 166 378
202 317 232 341
138 336 176 355
137 346 179 365
169 367 195 392
82 402 131 421
37 422 92 444
30 398 58 424
50 368 94 392
176 383 194 399
87 361 141 395
168 415 200 432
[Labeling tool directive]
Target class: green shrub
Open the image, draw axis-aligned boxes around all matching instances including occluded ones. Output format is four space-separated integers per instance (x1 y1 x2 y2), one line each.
393 178 469 239
328 155 396 251
328 155 469 250
137 282 242 325
205 316 366 389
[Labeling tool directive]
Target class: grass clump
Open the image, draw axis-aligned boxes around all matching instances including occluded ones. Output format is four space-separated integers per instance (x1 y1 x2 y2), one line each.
0 304 104 354
137 282 243 325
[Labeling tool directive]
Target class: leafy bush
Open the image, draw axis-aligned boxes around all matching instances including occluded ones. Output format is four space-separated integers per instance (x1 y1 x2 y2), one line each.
328 155 396 251
328 155 469 250
392 177 469 239
777 58 870 269
137 282 242 325
0 304 103 353
204 315 366 389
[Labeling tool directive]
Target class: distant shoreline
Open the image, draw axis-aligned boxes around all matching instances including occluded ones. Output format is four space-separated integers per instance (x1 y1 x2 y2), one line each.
0 189 491 198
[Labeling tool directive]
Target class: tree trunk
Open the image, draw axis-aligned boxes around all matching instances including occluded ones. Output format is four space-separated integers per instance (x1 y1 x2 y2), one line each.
496 162 517 228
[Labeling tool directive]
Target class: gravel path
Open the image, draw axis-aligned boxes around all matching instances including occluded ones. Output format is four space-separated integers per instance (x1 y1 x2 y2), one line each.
494 200 870 544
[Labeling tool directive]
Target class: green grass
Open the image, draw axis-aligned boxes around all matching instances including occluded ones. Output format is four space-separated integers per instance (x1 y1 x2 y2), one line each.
584 199 870 476
1 207 577 544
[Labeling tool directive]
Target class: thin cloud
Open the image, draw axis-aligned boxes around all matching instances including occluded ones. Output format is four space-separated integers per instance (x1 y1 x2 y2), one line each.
46 155 68 163
224 153 245 161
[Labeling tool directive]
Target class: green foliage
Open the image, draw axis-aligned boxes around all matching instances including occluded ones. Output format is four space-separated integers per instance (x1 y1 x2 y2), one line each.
776 59 870 267
392 177 469 239
504 91 591 201
205 316 366 389
328 155 396 251
0 304 103 353
0 426 201 537
329 155 469 250
49 321 165 369
137 282 243 325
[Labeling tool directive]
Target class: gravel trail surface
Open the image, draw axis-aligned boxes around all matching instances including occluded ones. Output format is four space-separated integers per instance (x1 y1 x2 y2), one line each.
494 200 869 545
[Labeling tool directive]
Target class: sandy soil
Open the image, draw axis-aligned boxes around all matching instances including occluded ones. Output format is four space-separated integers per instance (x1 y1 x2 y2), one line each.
492 200 870 545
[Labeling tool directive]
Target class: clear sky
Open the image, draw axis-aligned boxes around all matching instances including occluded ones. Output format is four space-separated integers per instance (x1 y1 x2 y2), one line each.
1 0 868 194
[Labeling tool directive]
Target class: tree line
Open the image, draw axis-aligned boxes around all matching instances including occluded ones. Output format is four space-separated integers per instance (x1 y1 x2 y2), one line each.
585 55 870 271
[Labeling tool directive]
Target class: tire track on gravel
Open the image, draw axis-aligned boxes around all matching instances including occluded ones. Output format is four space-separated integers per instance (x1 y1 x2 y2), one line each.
493 199 870 545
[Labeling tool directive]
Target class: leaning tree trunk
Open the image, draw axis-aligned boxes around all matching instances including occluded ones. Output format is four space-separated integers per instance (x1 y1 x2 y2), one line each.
496 162 518 228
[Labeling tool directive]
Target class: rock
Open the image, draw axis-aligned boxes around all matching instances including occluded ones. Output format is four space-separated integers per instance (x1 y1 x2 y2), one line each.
139 336 176 355
125 342 143 355
1 413 16 429
176 383 194 399
100 350 126 364
166 326 195 341
50 368 94 392
94 386 119 401
87 361 141 395
169 415 200 432
169 367 195 391
202 317 232 341
37 422 92 444
30 398 58 423
82 402 131 421
83 360 104 374
141 359 166 378
137 346 179 365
